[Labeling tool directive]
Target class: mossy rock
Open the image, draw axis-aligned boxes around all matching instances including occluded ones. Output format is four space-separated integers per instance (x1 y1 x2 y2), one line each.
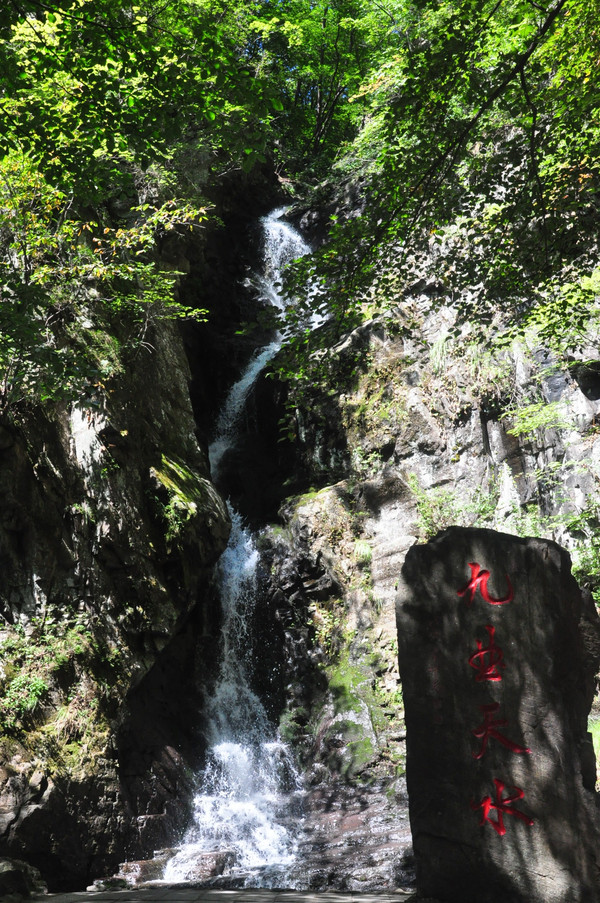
322 717 377 779
328 656 373 716
151 453 229 548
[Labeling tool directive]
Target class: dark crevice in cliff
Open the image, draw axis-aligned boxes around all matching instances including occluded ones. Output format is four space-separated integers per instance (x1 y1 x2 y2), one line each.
177 172 285 433
178 204 307 525
209 370 300 526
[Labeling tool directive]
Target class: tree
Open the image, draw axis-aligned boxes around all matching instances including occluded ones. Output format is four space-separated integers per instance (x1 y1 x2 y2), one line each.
289 0 600 347
246 0 408 173
0 0 277 194
0 0 280 418
0 149 211 415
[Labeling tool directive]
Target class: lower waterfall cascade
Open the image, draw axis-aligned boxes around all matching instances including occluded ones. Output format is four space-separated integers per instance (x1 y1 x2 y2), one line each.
162 507 303 885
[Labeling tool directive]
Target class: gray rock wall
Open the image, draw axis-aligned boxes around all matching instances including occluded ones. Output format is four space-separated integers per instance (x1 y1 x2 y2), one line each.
255 290 600 897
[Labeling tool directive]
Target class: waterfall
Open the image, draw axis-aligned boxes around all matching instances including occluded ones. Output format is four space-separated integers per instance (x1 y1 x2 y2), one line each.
208 343 279 481
209 208 310 481
163 208 309 887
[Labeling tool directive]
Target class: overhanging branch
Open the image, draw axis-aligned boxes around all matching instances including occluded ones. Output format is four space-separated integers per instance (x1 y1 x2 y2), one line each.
353 0 568 282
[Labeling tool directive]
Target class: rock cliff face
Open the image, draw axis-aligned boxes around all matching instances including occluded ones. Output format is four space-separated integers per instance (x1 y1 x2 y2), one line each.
0 319 231 889
1 186 599 897
0 168 286 892
264 292 600 615
242 243 600 891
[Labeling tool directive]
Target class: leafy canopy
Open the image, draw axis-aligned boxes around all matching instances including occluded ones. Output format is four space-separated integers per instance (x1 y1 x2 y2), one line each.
2 0 600 418
0 0 279 417
281 0 600 354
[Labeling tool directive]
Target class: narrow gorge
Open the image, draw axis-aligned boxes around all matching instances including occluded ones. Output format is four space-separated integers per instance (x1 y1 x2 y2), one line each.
1 3 600 898
2 186 600 897
0 198 413 895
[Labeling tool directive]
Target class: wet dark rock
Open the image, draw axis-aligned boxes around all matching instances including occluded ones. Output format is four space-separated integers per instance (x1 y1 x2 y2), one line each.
0 756 136 891
0 425 14 451
256 480 410 891
0 857 46 899
0 321 231 890
173 851 237 882
286 780 414 892
570 359 600 401
117 849 236 885
89 876 129 892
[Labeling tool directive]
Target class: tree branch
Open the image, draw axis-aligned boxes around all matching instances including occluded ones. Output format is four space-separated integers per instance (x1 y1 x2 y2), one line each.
355 0 568 282
519 66 550 269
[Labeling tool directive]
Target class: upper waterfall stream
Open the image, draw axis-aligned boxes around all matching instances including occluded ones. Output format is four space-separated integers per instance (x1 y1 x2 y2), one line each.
163 209 310 887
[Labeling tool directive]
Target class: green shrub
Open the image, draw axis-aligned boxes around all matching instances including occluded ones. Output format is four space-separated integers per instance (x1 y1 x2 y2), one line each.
2 674 49 730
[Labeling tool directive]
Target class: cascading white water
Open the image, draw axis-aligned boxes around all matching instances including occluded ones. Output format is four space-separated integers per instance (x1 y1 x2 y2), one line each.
255 208 311 313
208 343 279 480
209 209 311 481
163 208 309 887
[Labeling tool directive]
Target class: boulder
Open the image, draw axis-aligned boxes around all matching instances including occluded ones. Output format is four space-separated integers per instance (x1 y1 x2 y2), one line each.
159 849 237 883
396 527 600 903
116 849 176 885
0 858 46 899
177 850 236 881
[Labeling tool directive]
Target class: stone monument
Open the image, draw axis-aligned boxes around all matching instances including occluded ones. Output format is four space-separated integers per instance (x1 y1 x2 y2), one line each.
396 527 600 903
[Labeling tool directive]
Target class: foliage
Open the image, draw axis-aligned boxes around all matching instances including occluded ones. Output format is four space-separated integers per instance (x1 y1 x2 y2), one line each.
0 0 286 419
310 598 348 658
274 0 600 378
1 0 500 419
245 0 408 174
0 150 209 416
407 473 499 541
0 612 118 743
2 0 600 409
565 503 600 606
501 400 572 440
354 538 372 568
587 716 600 776
522 269 600 352
1 674 49 729
0 0 273 192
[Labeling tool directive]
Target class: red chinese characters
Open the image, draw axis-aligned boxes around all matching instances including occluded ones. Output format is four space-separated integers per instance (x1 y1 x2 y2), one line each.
471 702 531 760
461 562 533 836
468 625 505 682
458 562 514 607
471 779 534 836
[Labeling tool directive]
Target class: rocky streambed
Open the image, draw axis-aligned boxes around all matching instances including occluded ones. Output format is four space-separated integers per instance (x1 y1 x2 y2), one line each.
96 778 413 894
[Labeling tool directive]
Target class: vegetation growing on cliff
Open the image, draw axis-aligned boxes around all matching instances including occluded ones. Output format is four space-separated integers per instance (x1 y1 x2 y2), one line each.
0 151 209 414
269 0 600 392
2 0 598 422
0 612 123 770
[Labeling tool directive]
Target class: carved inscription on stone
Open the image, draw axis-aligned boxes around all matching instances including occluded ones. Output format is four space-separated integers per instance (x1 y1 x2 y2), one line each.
396 527 600 903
